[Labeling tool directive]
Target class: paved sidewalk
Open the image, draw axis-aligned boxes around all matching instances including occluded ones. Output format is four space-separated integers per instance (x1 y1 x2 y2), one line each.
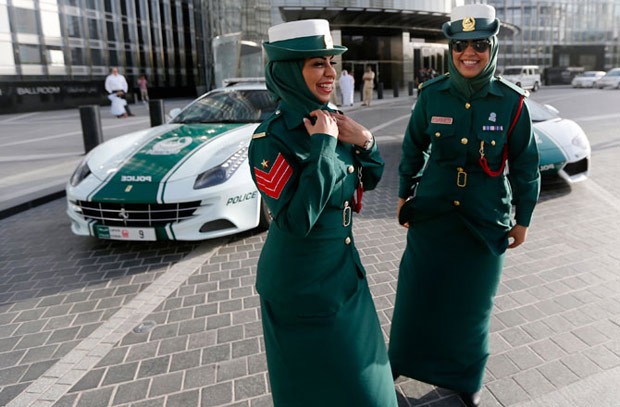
1 90 619 406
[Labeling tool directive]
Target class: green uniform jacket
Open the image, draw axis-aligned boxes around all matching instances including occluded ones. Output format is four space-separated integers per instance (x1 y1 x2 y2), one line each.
399 74 541 254
249 102 384 314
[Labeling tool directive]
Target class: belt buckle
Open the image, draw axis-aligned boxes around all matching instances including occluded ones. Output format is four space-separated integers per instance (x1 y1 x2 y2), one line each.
457 169 467 187
342 202 352 227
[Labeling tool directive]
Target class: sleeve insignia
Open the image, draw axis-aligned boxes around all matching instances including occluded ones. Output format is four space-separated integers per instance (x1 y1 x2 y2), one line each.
253 153 293 199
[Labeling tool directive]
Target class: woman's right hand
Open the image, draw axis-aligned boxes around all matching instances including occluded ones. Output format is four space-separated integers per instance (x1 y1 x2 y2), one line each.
304 109 338 138
396 198 409 228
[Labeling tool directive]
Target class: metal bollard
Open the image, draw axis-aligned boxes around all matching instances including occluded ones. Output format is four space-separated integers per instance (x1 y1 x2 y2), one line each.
377 82 384 99
393 83 399 98
408 81 414 96
79 105 103 154
149 99 165 127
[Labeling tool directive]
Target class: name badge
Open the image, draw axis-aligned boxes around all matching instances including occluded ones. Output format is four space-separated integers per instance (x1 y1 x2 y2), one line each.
431 116 453 125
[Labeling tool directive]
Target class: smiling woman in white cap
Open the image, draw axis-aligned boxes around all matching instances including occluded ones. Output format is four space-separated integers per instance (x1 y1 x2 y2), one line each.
389 4 541 406
248 19 397 407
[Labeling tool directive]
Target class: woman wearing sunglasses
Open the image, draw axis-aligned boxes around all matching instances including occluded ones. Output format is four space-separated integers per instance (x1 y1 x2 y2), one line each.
389 4 540 406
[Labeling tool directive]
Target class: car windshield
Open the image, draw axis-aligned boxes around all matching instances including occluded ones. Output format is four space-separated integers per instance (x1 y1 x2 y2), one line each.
526 100 560 122
171 89 276 124
503 68 521 75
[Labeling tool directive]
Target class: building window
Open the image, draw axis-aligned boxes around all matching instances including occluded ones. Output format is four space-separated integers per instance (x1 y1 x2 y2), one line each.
66 15 81 37
47 48 65 65
71 47 85 65
13 8 40 35
18 44 42 64
88 18 101 40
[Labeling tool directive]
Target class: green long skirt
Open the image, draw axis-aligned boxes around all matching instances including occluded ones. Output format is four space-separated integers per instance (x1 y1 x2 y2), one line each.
260 279 398 407
388 213 505 393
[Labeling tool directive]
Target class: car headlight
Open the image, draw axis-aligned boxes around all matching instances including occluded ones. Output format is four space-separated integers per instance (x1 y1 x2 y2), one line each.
69 159 91 186
571 133 589 150
193 144 248 189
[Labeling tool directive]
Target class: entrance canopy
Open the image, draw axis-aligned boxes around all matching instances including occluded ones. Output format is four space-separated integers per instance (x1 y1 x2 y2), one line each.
279 6 519 41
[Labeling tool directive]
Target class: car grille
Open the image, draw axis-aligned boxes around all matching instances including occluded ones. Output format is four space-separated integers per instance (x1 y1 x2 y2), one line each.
72 200 201 227
563 158 588 176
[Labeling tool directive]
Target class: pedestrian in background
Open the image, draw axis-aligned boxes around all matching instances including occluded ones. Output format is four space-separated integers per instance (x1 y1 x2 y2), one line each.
362 65 375 106
339 69 355 106
104 67 134 117
248 19 397 407
389 4 540 407
137 74 149 103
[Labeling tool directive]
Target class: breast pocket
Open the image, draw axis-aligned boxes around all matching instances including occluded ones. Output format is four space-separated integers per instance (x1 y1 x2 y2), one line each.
427 124 458 163
477 130 507 166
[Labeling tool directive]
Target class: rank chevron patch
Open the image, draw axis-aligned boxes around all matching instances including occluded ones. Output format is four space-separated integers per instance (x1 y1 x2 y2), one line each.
253 153 293 199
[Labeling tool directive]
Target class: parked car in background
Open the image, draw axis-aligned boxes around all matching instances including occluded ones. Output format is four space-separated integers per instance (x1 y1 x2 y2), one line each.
66 79 277 241
596 68 620 89
571 70 606 88
528 99 591 184
501 65 542 91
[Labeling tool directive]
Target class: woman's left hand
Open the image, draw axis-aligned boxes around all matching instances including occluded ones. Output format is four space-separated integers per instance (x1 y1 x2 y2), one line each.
508 224 528 249
331 112 373 148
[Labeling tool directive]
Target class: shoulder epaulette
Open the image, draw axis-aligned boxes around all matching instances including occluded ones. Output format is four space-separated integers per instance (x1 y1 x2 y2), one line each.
252 109 283 139
418 73 450 91
495 76 529 97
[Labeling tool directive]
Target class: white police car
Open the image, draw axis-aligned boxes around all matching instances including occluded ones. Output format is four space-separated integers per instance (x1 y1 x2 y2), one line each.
528 99 591 183
66 80 276 241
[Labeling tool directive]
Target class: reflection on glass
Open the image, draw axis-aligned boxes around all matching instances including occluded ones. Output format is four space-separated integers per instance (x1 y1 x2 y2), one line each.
0 42 16 66
41 11 62 37
48 49 64 66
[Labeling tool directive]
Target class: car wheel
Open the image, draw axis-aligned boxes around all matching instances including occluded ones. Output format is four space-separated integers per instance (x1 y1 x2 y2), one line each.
257 198 272 230
516 81 522 88
532 82 539 92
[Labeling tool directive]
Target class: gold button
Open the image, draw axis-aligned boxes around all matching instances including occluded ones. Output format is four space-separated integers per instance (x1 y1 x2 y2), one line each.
345 236 351 245
461 138 468 145
491 140 496 146
355 150 360 154
344 200 349 207
453 200 461 206
457 167 463 172
347 165 355 173
435 132 441 138
465 103 471 109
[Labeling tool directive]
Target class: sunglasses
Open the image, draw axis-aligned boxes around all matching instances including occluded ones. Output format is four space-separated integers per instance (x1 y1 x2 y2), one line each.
450 39 491 53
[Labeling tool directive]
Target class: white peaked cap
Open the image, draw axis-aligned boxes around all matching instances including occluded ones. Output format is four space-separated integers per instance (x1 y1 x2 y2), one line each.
450 4 496 22
268 19 331 43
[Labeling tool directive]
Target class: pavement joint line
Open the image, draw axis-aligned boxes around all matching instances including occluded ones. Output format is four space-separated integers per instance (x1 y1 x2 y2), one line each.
0 111 38 123
368 113 411 134
0 118 149 147
6 238 225 407
582 179 620 212
513 366 620 407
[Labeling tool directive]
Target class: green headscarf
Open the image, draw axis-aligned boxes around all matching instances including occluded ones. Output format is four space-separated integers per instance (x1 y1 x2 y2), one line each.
447 36 498 99
264 59 334 123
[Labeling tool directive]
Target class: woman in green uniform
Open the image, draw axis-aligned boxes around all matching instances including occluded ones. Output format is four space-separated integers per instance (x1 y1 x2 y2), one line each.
389 5 540 407
248 19 398 406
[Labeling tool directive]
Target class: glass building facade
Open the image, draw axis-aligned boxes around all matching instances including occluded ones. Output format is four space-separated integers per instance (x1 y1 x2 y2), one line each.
2 0 619 113
482 0 620 74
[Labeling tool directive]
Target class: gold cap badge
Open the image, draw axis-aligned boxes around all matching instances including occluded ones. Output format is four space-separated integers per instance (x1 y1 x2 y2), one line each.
462 17 476 32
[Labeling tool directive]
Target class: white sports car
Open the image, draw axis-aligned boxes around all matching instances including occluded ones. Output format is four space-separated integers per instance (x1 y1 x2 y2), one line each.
528 99 591 184
66 81 275 241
